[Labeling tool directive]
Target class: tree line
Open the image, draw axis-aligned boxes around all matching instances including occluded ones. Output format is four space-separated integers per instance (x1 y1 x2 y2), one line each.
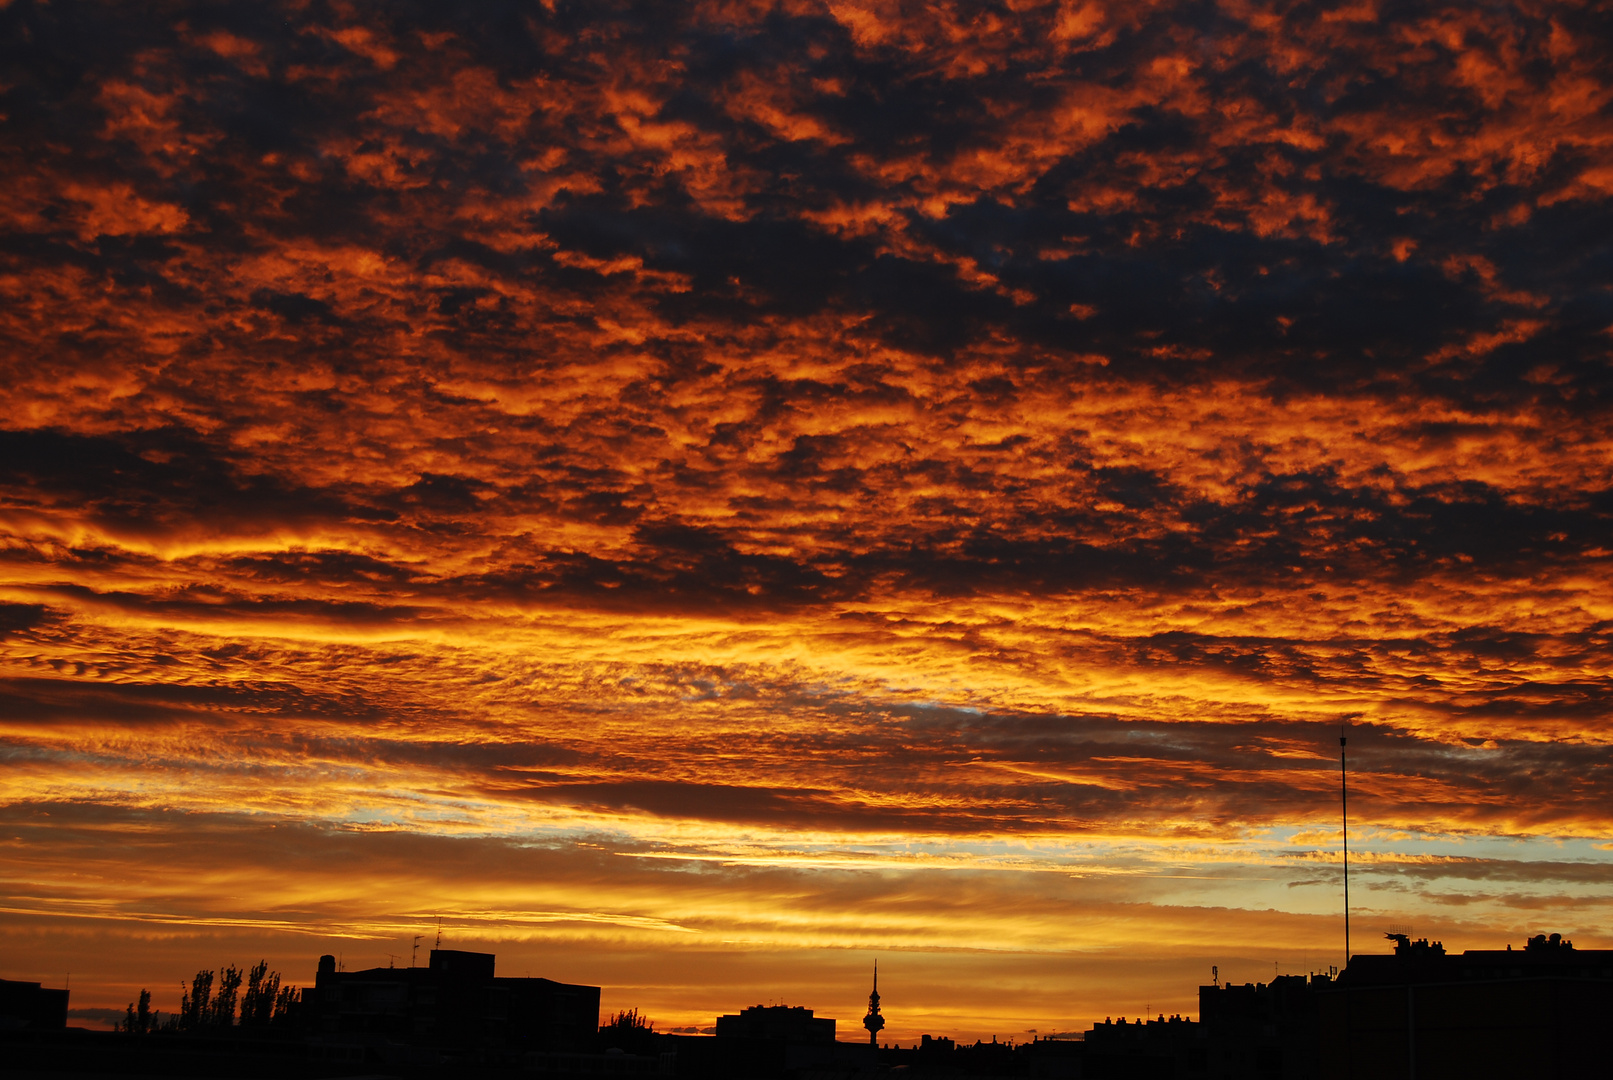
121 961 299 1034
599 1007 656 1054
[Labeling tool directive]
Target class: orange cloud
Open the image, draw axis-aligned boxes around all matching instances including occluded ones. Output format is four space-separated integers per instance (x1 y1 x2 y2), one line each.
3 0 1612 1039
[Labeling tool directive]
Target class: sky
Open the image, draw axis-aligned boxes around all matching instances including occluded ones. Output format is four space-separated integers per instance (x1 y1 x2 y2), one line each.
3 0 1613 1043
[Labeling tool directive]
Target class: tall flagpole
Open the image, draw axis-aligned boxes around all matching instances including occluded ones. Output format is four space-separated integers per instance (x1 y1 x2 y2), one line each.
1340 727 1350 966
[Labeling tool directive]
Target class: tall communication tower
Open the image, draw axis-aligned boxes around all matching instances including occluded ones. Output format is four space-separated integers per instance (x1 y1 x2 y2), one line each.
1340 724 1351 966
862 961 885 1046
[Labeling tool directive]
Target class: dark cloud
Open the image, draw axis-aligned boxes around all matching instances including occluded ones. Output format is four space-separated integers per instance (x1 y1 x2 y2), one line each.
0 602 53 635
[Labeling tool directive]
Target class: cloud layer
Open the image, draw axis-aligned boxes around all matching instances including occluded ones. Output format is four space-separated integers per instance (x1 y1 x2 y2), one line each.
3 0 1612 1038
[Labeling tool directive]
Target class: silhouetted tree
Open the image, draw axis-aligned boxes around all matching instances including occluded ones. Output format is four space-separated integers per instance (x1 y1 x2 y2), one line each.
603 1007 652 1033
121 989 153 1034
240 961 281 1028
272 983 299 1024
600 1007 656 1053
169 960 301 1033
210 964 242 1027
178 969 213 1031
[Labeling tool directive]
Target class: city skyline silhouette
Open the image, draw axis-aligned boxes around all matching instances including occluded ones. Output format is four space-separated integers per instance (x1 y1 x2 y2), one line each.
4 0 1613 1050
8 930 1611 1078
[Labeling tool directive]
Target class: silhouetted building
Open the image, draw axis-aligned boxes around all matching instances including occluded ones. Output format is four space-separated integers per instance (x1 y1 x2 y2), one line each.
1317 932 1613 1079
1022 1035 1087 1079
307 949 598 1051
714 1003 834 1043
0 978 68 1030
1198 972 1331 1079
881 1033 1030 1078
663 1031 789 1078
1086 1013 1203 1079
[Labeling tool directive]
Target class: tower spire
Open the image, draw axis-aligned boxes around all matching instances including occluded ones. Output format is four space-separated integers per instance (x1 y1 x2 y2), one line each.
1341 724 1350 968
862 961 885 1047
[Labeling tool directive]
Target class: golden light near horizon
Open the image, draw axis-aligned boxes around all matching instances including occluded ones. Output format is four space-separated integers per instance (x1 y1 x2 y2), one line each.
4 0 1613 1043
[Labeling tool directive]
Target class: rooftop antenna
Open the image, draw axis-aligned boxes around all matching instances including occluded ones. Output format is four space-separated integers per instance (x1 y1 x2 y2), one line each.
412 935 422 968
1340 721 1351 967
386 953 401 969
435 916 443 950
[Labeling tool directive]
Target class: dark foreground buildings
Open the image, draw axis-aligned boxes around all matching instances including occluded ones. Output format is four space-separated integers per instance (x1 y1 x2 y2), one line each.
5 933 1612 1078
1315 932 1613 1079
1062 932 1613 1080
0 977 68 1031
308 947 599 1051
714 1004 835 1043
2 949 603 1078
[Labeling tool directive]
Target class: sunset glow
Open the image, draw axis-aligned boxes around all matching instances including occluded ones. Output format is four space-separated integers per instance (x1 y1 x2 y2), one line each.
4 0 1613 1042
